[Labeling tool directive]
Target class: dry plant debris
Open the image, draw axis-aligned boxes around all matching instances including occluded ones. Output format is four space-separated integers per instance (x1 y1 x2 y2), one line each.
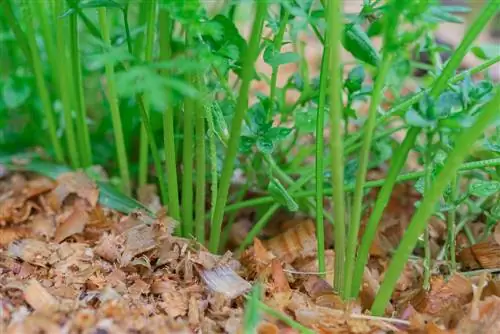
1 171 500 333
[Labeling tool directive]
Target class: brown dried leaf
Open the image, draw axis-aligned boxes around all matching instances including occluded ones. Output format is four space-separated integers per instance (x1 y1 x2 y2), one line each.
201 266 251 299
263 219 316 263
31 214 56 240
410 274 472 317
270 259 291 293
459 236 500 269
47 172 99 209
455 296 500 333
23 279 59 313
7 239 52 267
94 233 123 262
54 208 89 243
120 224 156 266
0 227 32 246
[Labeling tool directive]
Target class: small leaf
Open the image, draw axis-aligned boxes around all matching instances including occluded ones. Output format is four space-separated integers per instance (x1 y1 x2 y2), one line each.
342 23 380 66
2 77 31 109
345 65 365 93
469 180 500 197
256 136 274 154
268 178 299 212
405 109 434 128
295 108 317 133
240 136 256 153
265 127 293 142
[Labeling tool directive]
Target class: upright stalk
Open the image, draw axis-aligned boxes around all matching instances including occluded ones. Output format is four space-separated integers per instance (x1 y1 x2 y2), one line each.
138 0 157 186
371 88 500 316
182 65 195 237
53 0 80 168
315 48 330 276
133 0 149 59
422 133 434 290
447 175 458 271
205 103 219 224
159 8 181 221
267 6 289 122
68 1 92 167
98 7 131 196
326 0 346 293
351 0 499 299
21 0 64 163
1 0 32 67
208 2 268 253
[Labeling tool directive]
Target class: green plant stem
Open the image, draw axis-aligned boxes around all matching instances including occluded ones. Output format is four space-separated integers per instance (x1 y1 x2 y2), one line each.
21 0 64 163
194 77 206 243
68 2 92 167
98 7 131 196
219 185 248 252
133 0 149 59
138 0 157 187
344 55 393 298
31 1 58 88
53 0 80 168
423 133 433 291
182 28 196 238
447 175 458 272
2 0 32 67
208 1 268 253
257 301 316 334
371 88 500 316
158 8 181 222
237 165 315 253
326 0 346 293
352 0 499 299
223 157 500 213
315 46 330 277
205 103 219 224
267 7 289 122
122 5 133 54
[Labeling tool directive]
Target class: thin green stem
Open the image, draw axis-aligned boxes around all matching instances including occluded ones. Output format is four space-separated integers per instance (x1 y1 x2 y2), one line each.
182 33 195 238
344 55 393 298
158 8 181 222
21 0 64 163
257 301 316 334
205 103 219 224
138 0 157 187
371 88 500 316
224 157 500 214
447 175 458 272
122 5 133 54
98 7 131 196
326 0 346 293
238 173 313 253
422 133 433 291
53 0 80 168
194 77 206 244
2 0 32 67
133 0 149 59
208 2 268 253
68 1 92 167
267 6 289 122
315 45 330 277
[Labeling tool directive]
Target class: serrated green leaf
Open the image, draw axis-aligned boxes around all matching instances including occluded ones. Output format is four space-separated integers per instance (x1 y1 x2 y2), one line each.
256 136 274 154
265 127 293 142
469 180 500 197
240 136 256 153
268 178 299 212
345 65 365 93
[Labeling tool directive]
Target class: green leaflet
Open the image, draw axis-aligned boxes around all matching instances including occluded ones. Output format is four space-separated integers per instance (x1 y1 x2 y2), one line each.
342 23 380 66
268 177 299 212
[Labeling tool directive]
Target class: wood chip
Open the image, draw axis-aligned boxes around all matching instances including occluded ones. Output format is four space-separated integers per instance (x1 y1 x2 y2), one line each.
23 279 59 313
201 266 251 299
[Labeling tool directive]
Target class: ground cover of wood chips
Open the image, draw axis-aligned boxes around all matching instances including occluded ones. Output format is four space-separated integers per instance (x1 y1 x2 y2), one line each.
1 168 500 334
